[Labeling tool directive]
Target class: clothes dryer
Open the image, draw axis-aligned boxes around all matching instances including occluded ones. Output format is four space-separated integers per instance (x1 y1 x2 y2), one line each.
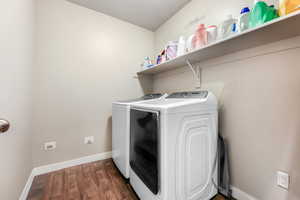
130 91 218 200
112 94 166 179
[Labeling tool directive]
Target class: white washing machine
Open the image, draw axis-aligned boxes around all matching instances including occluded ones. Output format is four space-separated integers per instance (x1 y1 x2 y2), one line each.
112 94 166 179
129 91 218 200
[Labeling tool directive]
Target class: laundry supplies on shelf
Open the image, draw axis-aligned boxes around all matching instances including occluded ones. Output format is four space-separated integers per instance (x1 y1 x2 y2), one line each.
249 0 279 28
166 41 178 60
141 56 154 70
176 36 186 57
139 1 299 75
279 0 300 16
157 49 167 64
192 24 208 49
238 7 251 32
220 15 238 39
186 34 195 52
207 25 218 44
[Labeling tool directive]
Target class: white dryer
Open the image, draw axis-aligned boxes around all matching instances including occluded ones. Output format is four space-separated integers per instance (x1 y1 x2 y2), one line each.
112 94 166 179
129 91 218 200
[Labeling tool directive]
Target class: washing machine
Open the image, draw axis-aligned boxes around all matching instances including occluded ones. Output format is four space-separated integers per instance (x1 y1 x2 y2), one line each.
129 91 218 200
112 93 166 179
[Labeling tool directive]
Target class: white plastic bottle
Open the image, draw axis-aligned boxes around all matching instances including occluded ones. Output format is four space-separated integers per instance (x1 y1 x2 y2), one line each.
176 36 186 57
238 7 251 32
186 34 195 52
220 15 237 39
206 25 218 44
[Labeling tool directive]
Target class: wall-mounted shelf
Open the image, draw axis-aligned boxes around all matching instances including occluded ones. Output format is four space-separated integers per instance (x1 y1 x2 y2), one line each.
137 11 300 75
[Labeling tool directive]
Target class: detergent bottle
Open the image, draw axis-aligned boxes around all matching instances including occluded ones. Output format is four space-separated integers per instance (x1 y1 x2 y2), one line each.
220 15 237 39
238 7 251 32
264 5 279 22
192 24 208 49
249 0 279 28
279 0 300 16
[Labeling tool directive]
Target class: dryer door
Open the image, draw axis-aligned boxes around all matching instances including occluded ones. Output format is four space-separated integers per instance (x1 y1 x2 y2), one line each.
130 109 160 195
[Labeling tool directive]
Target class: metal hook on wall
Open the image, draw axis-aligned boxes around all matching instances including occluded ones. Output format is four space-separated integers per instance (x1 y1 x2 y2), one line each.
186 59 201 89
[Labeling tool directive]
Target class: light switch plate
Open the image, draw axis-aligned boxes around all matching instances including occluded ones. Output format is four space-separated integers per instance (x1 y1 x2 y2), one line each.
277 171 289 190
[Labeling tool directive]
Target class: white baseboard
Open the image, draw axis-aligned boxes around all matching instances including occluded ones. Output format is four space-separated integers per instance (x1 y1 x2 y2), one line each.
33 151 112 176
231 186 259 200
19 170 35 200
19 151 112 200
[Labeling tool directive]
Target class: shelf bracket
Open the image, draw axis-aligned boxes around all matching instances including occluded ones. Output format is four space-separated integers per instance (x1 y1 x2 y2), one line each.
186 59 201 88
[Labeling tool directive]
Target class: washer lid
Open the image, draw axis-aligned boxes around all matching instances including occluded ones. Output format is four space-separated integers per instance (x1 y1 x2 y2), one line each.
114 93 164 104
131 91 217 111
166 91 208 99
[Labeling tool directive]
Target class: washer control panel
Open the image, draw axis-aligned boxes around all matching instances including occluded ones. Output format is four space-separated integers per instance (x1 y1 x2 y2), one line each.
143 93 163 100
166 91 208 99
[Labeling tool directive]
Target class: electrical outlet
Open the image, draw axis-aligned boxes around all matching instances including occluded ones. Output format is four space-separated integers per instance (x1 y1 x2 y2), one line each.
44 141 56 151
84 136 94 145
277 171 289 190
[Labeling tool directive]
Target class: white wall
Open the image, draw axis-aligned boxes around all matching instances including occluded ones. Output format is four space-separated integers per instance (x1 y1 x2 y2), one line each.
0 0 34 199
153 0 300 200
33 0 154 166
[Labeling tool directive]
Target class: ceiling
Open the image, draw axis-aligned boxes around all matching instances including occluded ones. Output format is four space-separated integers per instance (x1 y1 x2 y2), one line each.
67 0 191 31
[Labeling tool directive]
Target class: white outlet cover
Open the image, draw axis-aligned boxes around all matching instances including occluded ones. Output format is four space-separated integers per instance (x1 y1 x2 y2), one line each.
277 171 289 190
84 136 94 144
44 141 56 151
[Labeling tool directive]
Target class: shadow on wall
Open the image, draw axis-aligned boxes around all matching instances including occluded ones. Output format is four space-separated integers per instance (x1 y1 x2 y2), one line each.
106 116 112 151
138 75 153 94
218 105 233 195
287 131 300 200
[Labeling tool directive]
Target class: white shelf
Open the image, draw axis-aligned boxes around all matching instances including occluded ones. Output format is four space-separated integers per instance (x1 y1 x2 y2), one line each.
137 11 300 75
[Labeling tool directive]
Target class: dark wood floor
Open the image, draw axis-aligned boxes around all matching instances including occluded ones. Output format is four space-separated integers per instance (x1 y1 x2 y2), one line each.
27 159 226 200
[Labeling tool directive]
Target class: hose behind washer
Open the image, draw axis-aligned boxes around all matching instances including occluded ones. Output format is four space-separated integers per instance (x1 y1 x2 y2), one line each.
211 134 232 199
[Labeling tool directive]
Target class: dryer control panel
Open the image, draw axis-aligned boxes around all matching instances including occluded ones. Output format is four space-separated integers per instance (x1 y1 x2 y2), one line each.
166 91 208 99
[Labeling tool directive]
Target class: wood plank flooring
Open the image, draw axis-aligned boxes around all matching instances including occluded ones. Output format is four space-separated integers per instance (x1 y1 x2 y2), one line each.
27 159 226 200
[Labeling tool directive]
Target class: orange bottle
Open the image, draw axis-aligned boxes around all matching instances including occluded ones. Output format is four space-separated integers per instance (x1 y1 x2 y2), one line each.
279 0 300 16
